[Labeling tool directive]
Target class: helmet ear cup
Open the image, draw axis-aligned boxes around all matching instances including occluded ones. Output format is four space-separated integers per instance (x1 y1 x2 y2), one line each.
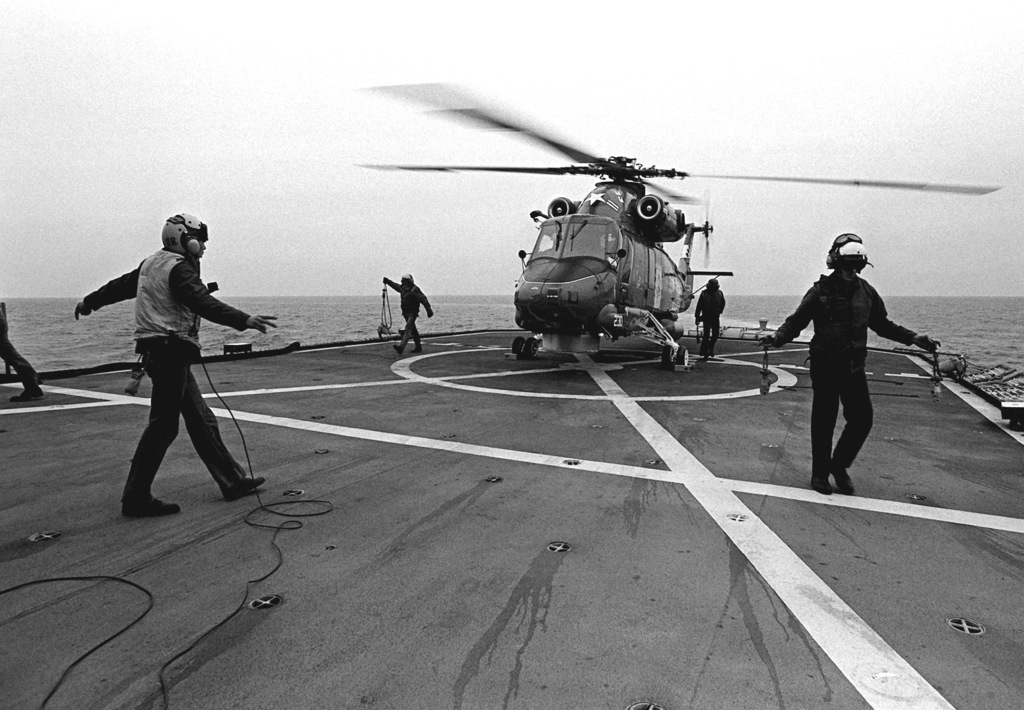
185 237 202 256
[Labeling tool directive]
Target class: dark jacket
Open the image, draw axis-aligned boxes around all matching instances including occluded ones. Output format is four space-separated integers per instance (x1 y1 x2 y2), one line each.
695 289 725 322
82 250 250 353
772 271 916 371
384 279 433 318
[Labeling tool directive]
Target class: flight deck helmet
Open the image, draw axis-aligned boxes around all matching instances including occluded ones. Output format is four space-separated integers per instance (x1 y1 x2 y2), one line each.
162 213 209 256
826 233 868 271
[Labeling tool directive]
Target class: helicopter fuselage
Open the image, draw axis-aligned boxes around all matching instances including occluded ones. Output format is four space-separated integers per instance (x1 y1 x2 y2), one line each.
514 182 696 347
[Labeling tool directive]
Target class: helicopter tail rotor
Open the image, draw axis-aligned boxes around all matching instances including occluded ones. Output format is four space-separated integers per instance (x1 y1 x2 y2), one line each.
698 190 714 267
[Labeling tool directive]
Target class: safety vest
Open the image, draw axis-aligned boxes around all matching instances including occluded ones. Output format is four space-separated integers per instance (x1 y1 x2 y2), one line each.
134 250 201 348
810 274 872 358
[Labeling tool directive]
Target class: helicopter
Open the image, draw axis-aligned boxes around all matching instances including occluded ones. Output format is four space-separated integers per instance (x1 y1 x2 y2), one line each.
363 84 999 369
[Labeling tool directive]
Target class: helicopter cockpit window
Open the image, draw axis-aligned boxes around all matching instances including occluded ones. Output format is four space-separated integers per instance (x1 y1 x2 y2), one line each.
530 224 562 260
565 220 620 261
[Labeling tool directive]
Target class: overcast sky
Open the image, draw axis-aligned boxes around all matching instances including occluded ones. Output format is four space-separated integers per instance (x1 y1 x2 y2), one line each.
2 1 1021 298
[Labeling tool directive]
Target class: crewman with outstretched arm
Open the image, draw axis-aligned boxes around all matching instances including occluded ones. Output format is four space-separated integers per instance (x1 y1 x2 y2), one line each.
75 214 277 518
383 273 433 355
760 233 938 496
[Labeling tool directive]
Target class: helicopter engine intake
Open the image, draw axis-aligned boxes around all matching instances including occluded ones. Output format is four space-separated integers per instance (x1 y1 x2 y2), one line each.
636 194 666 224
548 197 579 217
636 195 686 243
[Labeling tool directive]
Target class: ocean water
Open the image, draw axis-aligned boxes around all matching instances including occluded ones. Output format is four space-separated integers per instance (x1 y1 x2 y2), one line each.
3 295 1022 374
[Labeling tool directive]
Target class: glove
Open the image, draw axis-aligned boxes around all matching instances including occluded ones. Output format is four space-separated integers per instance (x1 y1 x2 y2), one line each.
912 334 940 352
758 335 775 348
383 277 387 284
427 311 434 318
74 301 92 320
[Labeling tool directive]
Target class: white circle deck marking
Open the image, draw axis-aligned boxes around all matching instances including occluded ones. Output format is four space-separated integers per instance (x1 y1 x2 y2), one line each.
390 348 796 401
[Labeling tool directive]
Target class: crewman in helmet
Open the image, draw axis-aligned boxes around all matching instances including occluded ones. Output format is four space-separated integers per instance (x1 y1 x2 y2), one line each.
383 273 434 355
760 233 938 496
694 277 726 359
74 214 278 517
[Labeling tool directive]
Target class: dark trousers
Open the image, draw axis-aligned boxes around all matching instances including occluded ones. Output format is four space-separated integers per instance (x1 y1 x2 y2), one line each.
699 318 721 358
809 359 873 479
122 340 246 504
0 308 42 392
398 314 420 351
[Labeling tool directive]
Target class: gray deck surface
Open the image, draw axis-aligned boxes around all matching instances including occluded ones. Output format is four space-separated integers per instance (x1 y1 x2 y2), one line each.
3 332 1023 710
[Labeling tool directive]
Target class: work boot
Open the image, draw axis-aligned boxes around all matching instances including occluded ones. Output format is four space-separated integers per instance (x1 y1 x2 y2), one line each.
832 469 855 495
122 498 181 517
411 345 423 353
810 476 832 495
224 476 266 501
10 388 44 402
393 344 404 355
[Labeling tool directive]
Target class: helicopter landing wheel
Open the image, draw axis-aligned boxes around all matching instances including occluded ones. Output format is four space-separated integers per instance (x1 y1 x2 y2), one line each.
511 336 525 355
660 345 676 371
527 337 540 359
518 336 540 360
674 338 689 365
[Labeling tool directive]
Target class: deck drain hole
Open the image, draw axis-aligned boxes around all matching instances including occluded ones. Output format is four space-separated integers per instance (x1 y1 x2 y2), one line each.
282 489 305 497
442 433 457 439
249 595 283 610
314 448 329 454
28 531 62 543
906 493 927 501
485 476 503 483
563 459 581 466
726 514 749 522
547 542 572 553
762 443 779 448
325 545 337 550
644 459 662 467
310 415 325 420
946 618 985 635
692 417 706 422
589 424 603 429
626 704 666 710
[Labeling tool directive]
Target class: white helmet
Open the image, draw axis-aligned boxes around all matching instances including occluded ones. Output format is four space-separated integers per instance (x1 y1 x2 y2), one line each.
161 213 208 256
826 232 868 270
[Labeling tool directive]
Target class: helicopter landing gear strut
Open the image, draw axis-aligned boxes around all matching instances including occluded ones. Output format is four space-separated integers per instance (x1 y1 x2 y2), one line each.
628 310 685 371
512 336 540 360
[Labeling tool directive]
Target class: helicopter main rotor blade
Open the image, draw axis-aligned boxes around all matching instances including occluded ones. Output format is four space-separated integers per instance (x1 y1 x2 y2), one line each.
368 83 603 165
360 163 594 176
641 179 705 205
686 173 1000 195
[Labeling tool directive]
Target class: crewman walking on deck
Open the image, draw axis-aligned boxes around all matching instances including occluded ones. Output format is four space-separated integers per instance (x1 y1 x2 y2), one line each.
759 233 938 496
74 214 277 518
1 302 44 402
694 278 726 359
383 273 433 355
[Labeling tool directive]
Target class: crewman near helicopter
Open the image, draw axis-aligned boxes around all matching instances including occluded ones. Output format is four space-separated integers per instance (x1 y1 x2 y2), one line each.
74 214 277 518
383 273 433 355
759 233 938 496
694 278 726 359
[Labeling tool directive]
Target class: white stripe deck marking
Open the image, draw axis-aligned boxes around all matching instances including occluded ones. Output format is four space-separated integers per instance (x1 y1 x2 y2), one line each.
8 384 1023 534
574 354 955 710
729 480 1024 535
